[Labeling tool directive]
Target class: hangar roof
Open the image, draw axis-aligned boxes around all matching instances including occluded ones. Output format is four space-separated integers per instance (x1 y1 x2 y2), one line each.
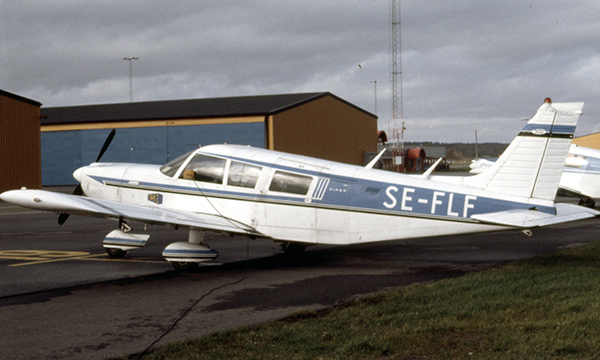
41 92 373 125
0 89 42 107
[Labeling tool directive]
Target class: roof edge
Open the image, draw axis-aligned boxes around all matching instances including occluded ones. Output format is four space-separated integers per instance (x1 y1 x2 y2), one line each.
269 92 377 119
0 89 42 107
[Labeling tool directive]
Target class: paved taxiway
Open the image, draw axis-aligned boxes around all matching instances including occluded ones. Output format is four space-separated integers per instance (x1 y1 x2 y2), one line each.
1 199 599 359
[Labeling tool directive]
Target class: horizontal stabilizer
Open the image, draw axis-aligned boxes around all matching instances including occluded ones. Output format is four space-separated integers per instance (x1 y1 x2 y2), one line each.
471 203 599 228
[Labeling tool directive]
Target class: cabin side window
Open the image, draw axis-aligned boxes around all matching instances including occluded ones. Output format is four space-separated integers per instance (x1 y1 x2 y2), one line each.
228 161 262 189
269 170 312 195
179 154 226 184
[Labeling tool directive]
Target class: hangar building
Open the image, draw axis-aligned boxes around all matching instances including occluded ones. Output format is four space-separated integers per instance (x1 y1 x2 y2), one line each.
0 90 42 193
41 92 377 185
573 133 600 150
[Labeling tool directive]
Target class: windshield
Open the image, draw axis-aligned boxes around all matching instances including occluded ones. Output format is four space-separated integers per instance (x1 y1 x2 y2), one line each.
160 150 196 177
179 154 226 183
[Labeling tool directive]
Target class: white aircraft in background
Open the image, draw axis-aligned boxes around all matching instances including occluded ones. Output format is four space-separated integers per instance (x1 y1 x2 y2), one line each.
470 144 600 208
1 98 598 270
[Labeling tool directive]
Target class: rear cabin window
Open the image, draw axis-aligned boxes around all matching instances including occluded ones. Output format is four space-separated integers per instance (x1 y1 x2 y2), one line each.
179 154 226 184
228 161 262 189
269 171 312 195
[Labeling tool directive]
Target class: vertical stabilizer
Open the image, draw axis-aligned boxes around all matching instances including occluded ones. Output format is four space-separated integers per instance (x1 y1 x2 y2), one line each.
463 98 583 201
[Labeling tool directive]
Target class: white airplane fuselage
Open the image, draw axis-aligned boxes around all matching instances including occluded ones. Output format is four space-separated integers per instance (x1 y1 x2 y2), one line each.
75 144 553 245
2 99 597 268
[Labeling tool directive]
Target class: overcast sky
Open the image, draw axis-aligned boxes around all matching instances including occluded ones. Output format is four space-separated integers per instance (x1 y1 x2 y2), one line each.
2 1 599 143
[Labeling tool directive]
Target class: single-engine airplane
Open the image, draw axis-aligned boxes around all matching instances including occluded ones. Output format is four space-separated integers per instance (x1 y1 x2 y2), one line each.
1 98 598 270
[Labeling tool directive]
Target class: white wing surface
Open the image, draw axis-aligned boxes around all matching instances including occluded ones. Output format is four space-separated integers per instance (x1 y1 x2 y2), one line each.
471 203 599 228
0 189 261 236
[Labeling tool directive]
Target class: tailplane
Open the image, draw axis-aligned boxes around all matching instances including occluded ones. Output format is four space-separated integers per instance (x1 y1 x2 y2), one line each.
462 98 583 201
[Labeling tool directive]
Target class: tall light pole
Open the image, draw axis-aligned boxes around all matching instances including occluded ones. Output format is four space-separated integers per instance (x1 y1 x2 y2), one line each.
122 57 138 102
370 80 381 114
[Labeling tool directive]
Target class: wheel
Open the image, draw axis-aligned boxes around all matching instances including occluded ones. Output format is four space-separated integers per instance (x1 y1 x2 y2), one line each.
171 261 199 271
578 197 596 208
106 248 127 258
280 242 306 255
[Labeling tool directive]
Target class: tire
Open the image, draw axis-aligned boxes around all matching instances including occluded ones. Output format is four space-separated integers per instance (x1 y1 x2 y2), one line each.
578 197 596 208
106 248 127 259
171 261 199 271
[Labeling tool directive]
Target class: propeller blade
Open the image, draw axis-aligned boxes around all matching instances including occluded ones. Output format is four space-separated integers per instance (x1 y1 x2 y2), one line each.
58 213 70 225
58 184 83 225
58 129 114 225
72 184 83 196
95 128 116 162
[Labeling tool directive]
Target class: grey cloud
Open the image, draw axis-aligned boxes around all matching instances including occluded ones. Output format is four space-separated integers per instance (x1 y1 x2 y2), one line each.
1 1 599 143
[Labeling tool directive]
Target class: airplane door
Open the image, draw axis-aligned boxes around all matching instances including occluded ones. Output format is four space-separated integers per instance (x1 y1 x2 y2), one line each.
315 176 351 244
256 157 323 242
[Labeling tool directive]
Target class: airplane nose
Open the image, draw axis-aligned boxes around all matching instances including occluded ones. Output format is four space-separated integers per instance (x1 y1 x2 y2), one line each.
73 167 85 182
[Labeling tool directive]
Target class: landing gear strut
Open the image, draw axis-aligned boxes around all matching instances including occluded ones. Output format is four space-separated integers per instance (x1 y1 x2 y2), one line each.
280 241 306 255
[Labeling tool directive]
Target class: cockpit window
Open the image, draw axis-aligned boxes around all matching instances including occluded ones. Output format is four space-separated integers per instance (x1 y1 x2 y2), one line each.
180 154 226 184
269 170 312 195
228 161 262 189
160 150 195 177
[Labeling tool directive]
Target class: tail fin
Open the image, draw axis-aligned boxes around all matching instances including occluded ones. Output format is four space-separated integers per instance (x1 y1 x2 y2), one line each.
463 98 583 201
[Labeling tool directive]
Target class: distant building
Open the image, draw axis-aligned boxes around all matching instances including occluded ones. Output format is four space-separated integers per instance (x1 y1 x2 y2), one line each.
41 92 377 185
573 132 600 150
0 89 42 192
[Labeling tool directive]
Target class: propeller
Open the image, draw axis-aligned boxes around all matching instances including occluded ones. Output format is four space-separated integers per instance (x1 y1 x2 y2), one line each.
58 129 116 225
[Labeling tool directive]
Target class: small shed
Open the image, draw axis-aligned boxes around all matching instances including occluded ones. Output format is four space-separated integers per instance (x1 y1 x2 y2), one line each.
0 90 42 192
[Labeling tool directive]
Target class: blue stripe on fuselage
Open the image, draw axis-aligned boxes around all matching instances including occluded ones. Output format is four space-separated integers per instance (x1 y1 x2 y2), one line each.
88 170 555 222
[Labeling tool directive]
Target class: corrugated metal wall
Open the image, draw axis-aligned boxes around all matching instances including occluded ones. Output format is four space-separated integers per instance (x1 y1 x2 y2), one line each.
41 122 265 185
270 96 377 165
0 93 42 192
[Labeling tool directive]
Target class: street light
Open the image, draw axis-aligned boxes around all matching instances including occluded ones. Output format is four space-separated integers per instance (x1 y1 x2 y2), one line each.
369 80 381 114
122 57 139 102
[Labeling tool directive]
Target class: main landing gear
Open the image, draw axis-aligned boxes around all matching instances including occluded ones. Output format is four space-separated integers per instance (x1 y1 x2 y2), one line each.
162 228 218 271
578 196 596 209
102 222 218 270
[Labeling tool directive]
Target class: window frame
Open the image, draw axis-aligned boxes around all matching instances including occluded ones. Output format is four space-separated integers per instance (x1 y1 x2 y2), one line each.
178 153 227 184
267 170 314 196
225 160 263 189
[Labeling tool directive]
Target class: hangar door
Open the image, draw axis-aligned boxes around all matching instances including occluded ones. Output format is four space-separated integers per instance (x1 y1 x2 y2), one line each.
42 122 265 185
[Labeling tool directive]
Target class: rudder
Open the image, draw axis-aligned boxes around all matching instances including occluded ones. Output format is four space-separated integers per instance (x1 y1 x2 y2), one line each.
464 98 583 201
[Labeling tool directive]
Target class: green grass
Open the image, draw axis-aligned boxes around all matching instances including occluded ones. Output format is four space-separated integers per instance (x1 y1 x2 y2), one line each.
120 241 600 360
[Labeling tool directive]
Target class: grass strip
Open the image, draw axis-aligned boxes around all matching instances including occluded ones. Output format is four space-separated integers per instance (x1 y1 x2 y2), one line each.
121 240 600 360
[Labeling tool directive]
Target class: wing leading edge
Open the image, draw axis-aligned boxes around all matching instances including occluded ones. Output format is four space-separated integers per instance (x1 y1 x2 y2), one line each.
0 189 262 236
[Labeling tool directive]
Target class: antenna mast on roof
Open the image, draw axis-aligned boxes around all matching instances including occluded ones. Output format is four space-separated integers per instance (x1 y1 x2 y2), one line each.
390 0 404 169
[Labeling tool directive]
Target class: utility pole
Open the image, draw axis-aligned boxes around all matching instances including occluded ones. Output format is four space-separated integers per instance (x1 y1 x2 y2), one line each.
123 57 138 102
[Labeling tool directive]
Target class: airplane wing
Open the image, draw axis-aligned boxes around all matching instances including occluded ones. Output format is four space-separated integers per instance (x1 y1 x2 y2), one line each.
0 189 262 236
471 203 600 228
